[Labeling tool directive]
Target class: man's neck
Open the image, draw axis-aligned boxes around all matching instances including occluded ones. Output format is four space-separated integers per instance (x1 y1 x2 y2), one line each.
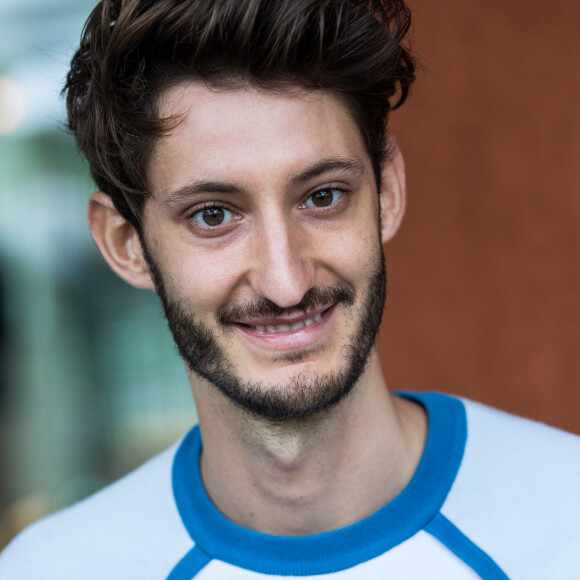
190 355 427 536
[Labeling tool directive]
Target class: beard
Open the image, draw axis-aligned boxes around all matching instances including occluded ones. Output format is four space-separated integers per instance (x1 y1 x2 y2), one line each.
143 243 387 420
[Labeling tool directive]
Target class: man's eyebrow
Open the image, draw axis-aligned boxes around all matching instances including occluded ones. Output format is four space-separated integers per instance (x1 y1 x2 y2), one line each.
158 157 366 206
290 157 366 185
159 181 243 206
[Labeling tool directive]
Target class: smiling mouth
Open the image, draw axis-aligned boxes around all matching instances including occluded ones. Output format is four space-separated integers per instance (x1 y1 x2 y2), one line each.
250 312 322 333
236 305 332 334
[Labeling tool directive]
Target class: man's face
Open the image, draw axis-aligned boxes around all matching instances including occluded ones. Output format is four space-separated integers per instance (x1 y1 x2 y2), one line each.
141 83 387 419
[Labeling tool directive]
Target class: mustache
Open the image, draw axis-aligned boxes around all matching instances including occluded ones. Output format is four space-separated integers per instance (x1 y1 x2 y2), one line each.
217 286 356 325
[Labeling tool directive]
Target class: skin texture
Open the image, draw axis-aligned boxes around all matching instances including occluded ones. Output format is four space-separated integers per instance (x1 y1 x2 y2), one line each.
88 83 427 535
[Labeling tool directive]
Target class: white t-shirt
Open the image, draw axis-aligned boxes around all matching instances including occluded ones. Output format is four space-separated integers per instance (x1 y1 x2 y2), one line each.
1 392 579 579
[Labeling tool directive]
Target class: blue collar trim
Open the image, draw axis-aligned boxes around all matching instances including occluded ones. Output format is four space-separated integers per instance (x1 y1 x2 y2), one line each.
172 391 467 575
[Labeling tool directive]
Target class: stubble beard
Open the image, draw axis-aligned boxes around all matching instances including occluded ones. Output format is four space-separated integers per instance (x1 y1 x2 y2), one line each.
143 243 387 421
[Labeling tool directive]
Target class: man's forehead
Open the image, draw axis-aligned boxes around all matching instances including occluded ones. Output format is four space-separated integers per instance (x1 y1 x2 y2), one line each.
148 81 371 197
156 81 358 138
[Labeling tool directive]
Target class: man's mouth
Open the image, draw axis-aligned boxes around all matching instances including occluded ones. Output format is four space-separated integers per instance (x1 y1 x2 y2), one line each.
221 290 349 352
234 304 334 336
247 311 323 334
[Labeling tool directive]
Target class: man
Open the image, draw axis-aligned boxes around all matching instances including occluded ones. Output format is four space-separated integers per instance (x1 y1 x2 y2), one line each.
1 0 579 578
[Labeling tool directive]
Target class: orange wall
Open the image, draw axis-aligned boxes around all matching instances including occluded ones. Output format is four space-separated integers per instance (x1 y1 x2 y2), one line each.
378 0 580 433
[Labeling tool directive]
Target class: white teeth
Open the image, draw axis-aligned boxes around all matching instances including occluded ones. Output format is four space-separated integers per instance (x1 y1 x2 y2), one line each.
251 313 322 333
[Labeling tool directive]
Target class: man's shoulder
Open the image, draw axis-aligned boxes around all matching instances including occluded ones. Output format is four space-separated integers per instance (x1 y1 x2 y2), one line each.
461 396 580 472
454 397 580 501
443 396 580 577
0 439 193 579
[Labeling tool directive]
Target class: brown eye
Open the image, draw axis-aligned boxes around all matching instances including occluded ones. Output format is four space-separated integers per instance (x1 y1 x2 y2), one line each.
306 189 341 208
202 208 225 225
193 206 234 227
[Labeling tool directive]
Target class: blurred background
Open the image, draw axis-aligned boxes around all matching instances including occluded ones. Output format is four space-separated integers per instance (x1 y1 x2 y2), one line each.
0 0 195 548
0 0 579 549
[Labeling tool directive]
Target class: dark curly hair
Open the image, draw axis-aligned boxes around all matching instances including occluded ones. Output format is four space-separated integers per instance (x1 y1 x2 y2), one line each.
64 0 416 229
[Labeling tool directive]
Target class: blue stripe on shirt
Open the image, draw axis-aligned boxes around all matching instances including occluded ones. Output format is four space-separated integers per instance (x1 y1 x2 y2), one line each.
426 512 509 580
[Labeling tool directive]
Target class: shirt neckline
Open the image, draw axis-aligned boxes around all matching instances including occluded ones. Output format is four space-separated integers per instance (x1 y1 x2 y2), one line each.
172 391 467 575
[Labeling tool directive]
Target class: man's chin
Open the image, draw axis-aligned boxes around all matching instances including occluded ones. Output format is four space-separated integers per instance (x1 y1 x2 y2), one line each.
232 347 338 384
270 346 324 364
209 370 359 421
191 336 369 420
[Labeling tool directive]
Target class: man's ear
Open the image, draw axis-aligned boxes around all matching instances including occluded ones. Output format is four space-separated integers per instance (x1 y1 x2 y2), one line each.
379 139 406 245
87 192 155 290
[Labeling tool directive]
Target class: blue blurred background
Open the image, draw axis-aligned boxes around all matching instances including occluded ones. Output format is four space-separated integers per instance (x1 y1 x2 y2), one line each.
0 0 195 548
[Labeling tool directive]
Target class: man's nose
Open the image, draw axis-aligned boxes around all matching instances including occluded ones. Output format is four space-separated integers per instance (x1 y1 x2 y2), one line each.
246 216 315 309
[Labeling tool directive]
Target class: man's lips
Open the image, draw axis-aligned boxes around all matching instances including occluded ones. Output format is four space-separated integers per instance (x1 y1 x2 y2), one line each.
233 304 333 335
231 303 338 351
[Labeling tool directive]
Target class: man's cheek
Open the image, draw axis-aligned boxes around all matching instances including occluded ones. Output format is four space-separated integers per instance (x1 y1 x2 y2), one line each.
178 261 246 312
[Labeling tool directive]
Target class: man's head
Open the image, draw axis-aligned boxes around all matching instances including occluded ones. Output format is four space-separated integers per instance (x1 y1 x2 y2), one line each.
65 0 415 230
72 0 415 420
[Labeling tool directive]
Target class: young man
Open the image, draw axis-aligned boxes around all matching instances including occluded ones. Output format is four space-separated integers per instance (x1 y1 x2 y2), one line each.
1 0 579 578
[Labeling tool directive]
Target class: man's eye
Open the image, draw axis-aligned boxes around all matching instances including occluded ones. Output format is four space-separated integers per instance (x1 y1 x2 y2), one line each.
304 189 342 208
193 206 234 227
